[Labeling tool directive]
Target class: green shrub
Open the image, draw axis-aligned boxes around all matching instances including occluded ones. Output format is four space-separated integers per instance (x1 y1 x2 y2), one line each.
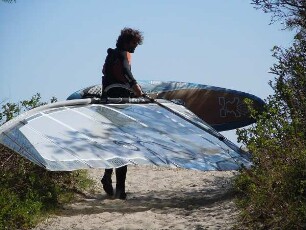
0 144 94 229
234 142 306 229
234 37 306 228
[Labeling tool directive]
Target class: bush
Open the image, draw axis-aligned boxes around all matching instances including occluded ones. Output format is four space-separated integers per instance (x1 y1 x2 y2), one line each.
234 139 306 229
234 37 306 229
235 64 306 229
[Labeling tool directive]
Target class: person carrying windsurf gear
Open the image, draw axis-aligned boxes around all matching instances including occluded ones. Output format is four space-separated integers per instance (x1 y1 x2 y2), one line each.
101 27 144 200
102 28 143 98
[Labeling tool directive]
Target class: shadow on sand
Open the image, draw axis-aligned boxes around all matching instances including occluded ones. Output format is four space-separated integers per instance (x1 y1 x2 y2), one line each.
58 183 236 217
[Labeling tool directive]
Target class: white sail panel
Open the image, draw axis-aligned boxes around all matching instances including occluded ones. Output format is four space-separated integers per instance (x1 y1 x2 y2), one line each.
0 99 251 171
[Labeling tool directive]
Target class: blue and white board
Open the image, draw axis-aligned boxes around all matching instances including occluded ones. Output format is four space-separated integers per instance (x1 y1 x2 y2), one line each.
0 98 251 171
67 80 265 131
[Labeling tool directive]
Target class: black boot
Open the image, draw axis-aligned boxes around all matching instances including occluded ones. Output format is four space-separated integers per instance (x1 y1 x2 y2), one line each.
101 169 114 196
115 166 127 200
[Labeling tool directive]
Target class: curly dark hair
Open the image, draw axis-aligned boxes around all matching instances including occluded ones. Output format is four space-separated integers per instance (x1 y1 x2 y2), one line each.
116 27 144 49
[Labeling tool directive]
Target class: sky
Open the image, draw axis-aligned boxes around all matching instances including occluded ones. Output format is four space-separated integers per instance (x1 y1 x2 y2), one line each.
0 0 294 144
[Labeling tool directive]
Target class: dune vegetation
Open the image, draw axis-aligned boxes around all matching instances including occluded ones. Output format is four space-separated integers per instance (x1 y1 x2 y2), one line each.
234 1 306 229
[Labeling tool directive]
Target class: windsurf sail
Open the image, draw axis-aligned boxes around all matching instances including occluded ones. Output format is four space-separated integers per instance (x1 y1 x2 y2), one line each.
0 98 252 171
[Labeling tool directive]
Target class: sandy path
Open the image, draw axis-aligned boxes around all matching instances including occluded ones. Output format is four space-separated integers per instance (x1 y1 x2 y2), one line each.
32 166 239 230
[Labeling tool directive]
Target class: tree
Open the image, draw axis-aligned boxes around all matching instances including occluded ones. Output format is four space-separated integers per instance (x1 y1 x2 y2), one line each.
233 1 306 229
0 93 57 125
271 37 306 137
235 35 306 229
251 0 306 29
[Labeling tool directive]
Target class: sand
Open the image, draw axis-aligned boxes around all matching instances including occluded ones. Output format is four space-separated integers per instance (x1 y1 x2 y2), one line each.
32 166 240 230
